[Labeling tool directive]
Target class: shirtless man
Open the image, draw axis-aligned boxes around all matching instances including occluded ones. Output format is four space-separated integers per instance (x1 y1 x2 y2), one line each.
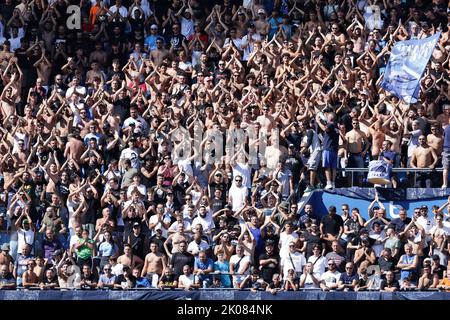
33 52 53 86
150 38 169 66
22 259 39 288
64 134 86 162
427 125 443 156
254 9 269 37
368 120 385 159
437 104 450 129
141 242 167 280
383 117 403 154
345 119 369 185
89 42 108 68
429 213 449 266
117 244 144 270
326 23 346 49
411 135 438 188
0 78 18 118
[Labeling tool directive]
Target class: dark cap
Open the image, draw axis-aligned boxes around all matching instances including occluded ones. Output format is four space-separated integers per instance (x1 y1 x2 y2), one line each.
133 222 141 227
431 254 440 261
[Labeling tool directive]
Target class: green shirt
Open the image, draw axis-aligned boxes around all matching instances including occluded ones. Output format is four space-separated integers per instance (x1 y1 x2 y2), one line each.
76 239 94 260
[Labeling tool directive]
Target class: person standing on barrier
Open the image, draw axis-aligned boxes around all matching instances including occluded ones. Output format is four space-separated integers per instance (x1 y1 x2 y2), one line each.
410 135 438 188
316 112 339 190
345 119 370 186
441 115 450 189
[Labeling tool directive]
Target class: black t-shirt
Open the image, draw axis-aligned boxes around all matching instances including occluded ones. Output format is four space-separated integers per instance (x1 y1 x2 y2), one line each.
209 182 228 201
171 252 195 278
160 273 177 286
378 256 395 273
323 122 339 151
380 279 399 291
210 197 225 214
166 33 186 51
303 231 322 259
321 214 344 236
114 274 136 288
80 273 97 289
149 235 167 254
258 253 279 283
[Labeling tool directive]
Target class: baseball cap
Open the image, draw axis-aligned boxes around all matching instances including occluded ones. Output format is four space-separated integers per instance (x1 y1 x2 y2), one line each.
1 243 10 251
150 24 158 30
133 222 141 228
23 219 30 224
258 9 265 14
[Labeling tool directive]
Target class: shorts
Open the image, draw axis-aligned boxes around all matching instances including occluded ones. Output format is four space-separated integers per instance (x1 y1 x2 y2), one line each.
442 150 450 170
322 150 338 169
307 150 322 171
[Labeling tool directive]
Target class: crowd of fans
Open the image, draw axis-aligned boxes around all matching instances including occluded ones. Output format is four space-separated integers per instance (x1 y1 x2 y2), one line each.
0 0 449 292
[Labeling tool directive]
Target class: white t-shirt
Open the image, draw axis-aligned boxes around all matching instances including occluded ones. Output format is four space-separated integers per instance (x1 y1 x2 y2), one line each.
120 148 140 169
240 33 262 61
229 254 251 274
232 162 252 188
369 230 386 257
281 252 306 279
300 273 320 289
179 274 195 287
320 270 341 287
279 232 299 259
308 255 328 277
126 184 147 198
17 228 35 253
228 185 248 212
192 213 214 232
148 214 171 238
187 240 209 256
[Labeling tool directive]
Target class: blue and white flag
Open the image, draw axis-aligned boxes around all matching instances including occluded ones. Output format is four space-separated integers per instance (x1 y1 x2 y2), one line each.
380 33 440 104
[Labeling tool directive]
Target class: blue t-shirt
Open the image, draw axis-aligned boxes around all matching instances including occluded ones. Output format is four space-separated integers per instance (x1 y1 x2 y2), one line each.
213 261 231 288
444 125 450 152
339 273 358 289
194 257 214 282
323 122 339 151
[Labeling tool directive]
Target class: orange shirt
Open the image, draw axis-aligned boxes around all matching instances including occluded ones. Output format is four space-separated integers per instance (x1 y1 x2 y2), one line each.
439 278 450 292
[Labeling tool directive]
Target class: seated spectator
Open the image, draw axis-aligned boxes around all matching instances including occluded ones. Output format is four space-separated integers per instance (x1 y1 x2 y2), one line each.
337 262 358 291
320 259 341 291
380 271 400 292
0 264 16 290
98 264 116 289
80 264 98 290
266 273 284 294
193 250 213 288
158 267 177 290
39 269 58 290
299 263 320 289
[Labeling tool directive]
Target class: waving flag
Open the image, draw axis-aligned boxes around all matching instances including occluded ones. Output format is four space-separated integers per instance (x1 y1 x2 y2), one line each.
380 33 440 104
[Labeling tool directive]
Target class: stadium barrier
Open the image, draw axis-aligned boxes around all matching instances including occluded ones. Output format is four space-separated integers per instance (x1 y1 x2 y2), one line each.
1 289 449 300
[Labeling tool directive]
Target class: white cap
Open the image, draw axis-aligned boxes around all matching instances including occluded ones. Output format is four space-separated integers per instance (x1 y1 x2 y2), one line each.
257 9 265 14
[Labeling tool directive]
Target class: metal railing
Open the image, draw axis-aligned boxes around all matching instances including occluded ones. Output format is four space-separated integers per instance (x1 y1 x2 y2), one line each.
337 167 444 188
